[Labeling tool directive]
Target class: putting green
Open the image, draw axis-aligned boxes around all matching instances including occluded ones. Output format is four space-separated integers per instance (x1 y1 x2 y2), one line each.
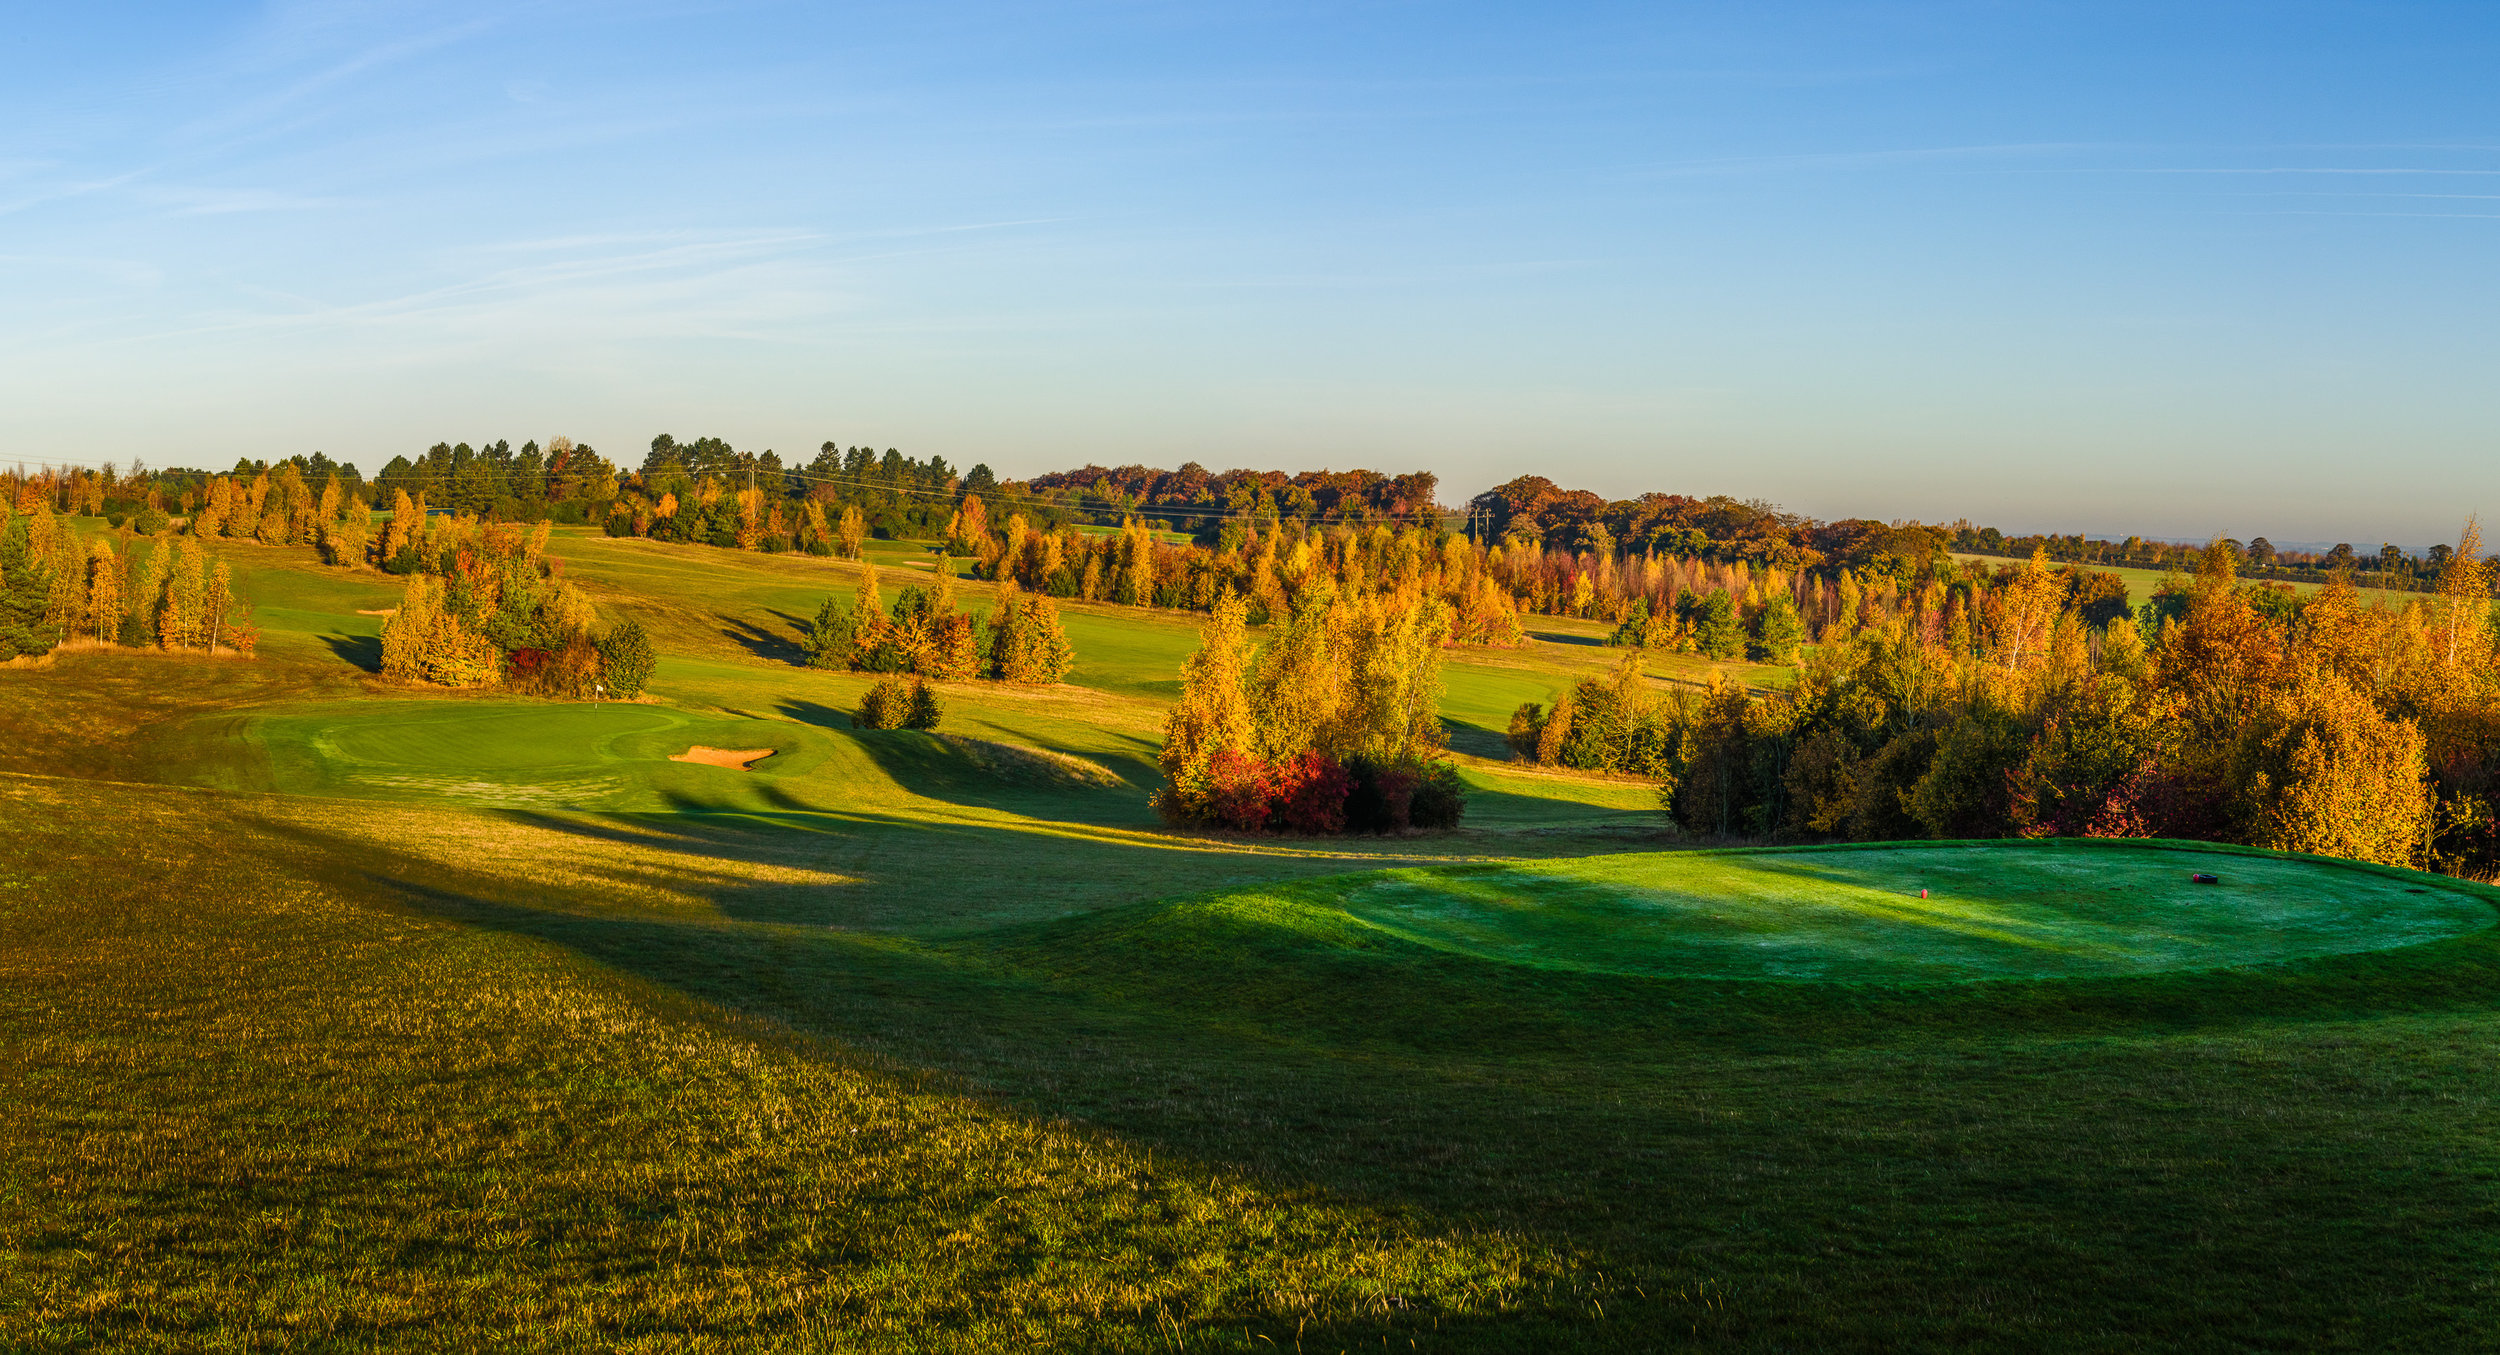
222 700 823 810
184 697 1132 815
1325 844 2494 983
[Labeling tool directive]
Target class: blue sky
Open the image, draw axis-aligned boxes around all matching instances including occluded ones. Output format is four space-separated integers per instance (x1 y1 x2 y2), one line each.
4 1 2494 546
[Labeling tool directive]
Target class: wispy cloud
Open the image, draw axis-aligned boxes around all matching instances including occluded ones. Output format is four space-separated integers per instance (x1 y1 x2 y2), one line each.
1624 142 2110 179
137 185 350 215
0 167 156 220
0 253 162 287
118 229 852 355
2128 167 2500 176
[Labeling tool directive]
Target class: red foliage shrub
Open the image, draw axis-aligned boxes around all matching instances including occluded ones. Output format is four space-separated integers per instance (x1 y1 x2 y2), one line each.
1269 751 1352 835
1180 749 1354 834
1200 750 1277 833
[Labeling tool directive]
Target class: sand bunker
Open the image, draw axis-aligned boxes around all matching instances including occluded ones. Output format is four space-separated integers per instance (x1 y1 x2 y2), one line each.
670 746 776 770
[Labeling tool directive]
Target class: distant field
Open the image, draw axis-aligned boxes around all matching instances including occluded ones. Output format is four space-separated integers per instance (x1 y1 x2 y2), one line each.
8 521 2500 1350
1954 552 2414 608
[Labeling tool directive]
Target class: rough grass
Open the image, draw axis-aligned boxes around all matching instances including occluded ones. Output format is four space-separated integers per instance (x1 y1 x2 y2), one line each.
9 523 2500 1350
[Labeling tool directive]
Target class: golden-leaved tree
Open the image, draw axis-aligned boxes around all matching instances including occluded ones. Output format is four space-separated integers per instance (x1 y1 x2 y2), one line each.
2238 664 2431 866
1156 595 1258 811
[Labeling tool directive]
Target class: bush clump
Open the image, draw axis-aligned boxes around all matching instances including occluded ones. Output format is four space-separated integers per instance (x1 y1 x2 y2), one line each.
595 618 656 698
857 676 942 730
1345 756 1468 833
1155 593 1467 836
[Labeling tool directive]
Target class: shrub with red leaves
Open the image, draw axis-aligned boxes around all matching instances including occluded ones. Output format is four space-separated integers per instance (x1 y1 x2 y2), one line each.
1268 751 1352 834
1200 750 1278 833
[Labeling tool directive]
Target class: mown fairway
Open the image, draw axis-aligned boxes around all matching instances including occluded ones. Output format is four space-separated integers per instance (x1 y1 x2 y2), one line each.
6 526 2500 1351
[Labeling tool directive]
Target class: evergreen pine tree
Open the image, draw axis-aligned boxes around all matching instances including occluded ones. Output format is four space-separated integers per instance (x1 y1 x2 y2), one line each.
1750 592 1805 664
1608 596 1653 647
0 517 60 661
805 592 859 669
855 676 915 729
596 618 656 697
904 678 944 730
1694 590 1744 660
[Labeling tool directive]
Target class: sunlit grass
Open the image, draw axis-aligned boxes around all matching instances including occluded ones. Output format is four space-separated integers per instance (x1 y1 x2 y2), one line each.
11 525 2500 1349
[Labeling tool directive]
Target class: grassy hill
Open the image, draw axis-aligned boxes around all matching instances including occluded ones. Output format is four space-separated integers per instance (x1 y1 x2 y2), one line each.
6 525 2499 1350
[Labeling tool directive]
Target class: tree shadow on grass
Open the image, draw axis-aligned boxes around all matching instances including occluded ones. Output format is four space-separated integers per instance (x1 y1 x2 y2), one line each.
721 611 807 665
775 697 856 732
1522 626 1607 648
238 803 2500 1350
322 631 383 673
224 818 1664 1347
1443 714 1511 760
778 697 1164 803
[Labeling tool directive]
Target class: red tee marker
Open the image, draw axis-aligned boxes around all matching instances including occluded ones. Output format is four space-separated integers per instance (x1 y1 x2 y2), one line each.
1920 888 1928 898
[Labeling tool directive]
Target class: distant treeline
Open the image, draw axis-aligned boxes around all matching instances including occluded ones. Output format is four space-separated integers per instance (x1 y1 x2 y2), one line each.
7 451 2493 655
11 452 2472 594
1952 528 2454 594
1466 474 2466 593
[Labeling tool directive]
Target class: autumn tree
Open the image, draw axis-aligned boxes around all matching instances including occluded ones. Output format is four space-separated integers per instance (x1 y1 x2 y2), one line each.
1156 595 1259 819
379 574 499 685
947 494 990 555
82 538 121 643
2238 668 2431 866
2437 516 2490 668
158 537 207 649
986 580 1074 684
121 537 169 647
1324 592 1449 765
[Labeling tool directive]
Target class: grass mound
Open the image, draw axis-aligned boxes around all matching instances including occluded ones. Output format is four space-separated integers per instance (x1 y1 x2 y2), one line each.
1003 841 2496 1003
1326 842 2494 983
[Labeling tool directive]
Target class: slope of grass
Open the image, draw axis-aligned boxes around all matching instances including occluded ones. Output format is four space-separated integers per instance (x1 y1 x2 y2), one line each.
12 525 2500 1350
